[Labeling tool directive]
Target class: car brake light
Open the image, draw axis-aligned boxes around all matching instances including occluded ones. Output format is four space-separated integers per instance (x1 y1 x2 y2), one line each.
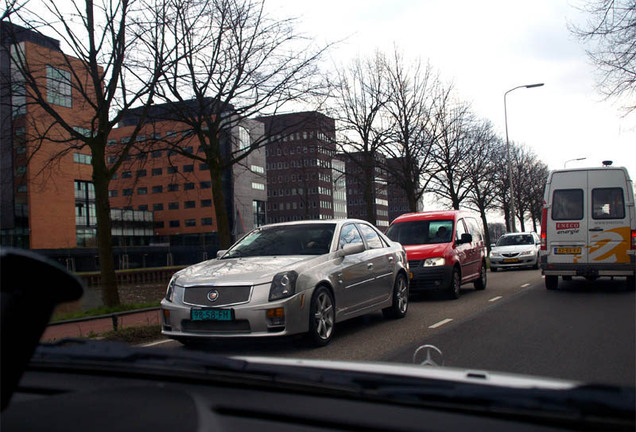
632 230 636 250
540 207 548 250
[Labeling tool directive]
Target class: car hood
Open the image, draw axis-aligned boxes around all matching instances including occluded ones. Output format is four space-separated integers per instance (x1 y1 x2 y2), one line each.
403 243 449 260
174 256 316 286
491 245 536 254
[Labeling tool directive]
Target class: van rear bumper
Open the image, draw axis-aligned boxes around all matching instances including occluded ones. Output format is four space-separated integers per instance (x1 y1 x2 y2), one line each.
540 258 635 277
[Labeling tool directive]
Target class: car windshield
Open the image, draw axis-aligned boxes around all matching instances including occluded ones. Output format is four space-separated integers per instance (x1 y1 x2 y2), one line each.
496 235 535 246
385 220 454 245
223 224 335 258
3 0 635 426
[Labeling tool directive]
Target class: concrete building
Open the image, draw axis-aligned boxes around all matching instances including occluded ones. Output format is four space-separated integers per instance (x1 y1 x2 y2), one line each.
258 112 339 222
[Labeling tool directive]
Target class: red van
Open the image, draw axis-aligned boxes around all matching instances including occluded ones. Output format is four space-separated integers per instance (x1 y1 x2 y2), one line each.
385 210 487 298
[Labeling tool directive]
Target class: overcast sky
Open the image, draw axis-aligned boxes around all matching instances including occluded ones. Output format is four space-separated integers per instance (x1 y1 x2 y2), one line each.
269 0 635 179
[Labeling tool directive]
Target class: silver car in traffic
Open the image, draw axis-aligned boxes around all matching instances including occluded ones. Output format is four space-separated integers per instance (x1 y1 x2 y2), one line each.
161 219 409 346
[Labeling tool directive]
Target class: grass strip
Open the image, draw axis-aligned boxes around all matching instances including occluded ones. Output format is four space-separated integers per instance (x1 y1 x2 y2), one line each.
51 301 161 323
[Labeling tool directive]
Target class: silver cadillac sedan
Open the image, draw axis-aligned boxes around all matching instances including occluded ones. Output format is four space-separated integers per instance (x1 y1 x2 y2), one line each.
160 219 409 346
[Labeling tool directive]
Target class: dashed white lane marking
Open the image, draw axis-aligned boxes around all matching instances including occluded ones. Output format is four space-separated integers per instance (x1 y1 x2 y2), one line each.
141 339 172 347
429 318 453 329
489 296 503 302
521 283 531 288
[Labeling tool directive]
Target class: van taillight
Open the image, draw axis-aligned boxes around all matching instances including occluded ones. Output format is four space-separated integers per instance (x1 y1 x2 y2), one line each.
540 207 548 250
632 230 636 250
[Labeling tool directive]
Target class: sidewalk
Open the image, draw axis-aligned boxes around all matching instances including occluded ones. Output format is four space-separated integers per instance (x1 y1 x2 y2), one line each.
41 309 162 342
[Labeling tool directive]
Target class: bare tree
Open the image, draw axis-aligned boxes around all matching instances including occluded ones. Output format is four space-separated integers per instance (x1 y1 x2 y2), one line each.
382 49 445 212
571 0 636 114
426 100 476 209
4 0 170 306
510 145 548 232
465 120 504 252
140 0 328 249
331 51 391 225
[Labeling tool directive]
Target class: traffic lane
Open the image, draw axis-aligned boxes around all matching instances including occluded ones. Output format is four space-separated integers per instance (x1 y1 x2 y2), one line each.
151 268 543 362
386 276 636 387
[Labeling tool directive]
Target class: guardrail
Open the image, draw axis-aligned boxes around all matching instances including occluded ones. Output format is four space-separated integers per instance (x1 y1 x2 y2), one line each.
77 267 186 287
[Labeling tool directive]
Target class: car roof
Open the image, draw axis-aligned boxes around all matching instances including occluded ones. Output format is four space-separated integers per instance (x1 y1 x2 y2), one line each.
391 210 463 223
258 218 373 229
500 232 536 237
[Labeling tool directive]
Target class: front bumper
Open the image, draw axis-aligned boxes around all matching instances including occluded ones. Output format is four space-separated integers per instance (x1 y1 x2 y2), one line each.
408 265 453 292
490 255 537 269
160 289 311 339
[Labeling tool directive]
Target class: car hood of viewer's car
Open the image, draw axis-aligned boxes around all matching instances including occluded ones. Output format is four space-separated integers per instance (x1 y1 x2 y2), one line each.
174 255 319 286
491 245 537 255
403 243 449 259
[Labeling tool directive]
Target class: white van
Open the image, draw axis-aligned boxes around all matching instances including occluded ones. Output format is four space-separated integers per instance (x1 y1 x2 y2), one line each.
540 165 635 290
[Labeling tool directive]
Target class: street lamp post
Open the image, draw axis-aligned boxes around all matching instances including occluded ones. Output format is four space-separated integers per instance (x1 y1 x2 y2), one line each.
564 157 586 168
504 83 544 233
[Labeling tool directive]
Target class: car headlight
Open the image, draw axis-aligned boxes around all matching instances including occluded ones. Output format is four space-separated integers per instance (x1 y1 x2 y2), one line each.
423 257 445 267
490 251 500 258
269 271 298 301
165 275 178 302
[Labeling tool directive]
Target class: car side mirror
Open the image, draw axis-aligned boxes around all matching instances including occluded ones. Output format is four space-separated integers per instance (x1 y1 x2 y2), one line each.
216 250 228 259
335 243 365 258
458 233 473 244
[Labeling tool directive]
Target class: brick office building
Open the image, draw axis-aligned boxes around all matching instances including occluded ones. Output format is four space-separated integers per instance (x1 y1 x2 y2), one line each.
1 23 99 249
258 112 340 222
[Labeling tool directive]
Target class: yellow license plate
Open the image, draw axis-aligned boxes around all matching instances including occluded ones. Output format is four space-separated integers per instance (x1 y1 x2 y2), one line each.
554 247 582 255
503 258 519 263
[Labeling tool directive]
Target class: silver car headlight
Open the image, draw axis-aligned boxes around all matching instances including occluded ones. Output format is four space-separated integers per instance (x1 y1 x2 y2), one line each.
165 275 178 302
490 251 500 258
269 271 298 301
424 257 445 267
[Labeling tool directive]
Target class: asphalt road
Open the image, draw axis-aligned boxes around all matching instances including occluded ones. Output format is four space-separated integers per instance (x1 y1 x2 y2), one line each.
153 270 635 387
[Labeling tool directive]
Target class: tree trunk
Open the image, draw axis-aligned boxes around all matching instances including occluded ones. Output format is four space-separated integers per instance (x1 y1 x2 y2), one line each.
92 161 120 307
478 208 492 254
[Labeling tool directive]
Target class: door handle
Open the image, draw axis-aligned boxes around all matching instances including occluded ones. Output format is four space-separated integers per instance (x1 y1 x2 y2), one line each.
367 263 374 270
388 256 394 262
589 227 603 232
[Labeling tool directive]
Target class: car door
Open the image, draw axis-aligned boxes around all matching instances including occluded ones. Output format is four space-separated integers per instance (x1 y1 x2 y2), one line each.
333 223 374 316
587 170 631 265
548 171 588 265
454 218 476 282
356 223 393 306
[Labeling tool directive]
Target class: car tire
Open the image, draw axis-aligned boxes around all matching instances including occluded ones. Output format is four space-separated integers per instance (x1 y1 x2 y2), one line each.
562 275 572 281
383 273 409 319
626 276 635 291
448 267 461 299
532 259 539 270
545 275 558 290
491 266 498 272
175 337 206 349
474 262 487 290
307 286 335 347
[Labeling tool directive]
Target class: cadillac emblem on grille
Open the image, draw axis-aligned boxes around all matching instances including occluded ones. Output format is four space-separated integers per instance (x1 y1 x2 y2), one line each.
207 289 220 302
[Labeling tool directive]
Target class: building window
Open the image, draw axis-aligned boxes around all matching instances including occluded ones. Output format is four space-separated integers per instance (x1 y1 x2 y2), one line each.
167 183 179 192
16 165 26 175
183 164 194 173
168 202 179 210
17 185 27 193
185 219 196 227
73 153 92 165
122 171 132 179
123 189 133 196
201 217 213 226
184 182 195 190
200 163 209 170
238 126 251 151
152 168 162 176
137 187 148 195
251 182 265 190
200 181 211 189
108 190 118 197
152 185 163 194
47 65 72 107
153 203 164 211
138 204 148 211
167 166 178 174
136 169 147 177
169 220 180 228
184 200 196 209
152 150 162 158
201 199 212 207
253 200 266 227
251 165 265 174
155 221 165 228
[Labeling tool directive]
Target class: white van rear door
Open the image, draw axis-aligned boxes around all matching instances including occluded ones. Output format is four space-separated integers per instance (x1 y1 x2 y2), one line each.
587 169 631 265
548 171 588 264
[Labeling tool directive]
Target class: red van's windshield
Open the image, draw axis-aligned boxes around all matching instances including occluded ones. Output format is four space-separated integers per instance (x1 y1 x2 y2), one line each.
386 220 454 245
